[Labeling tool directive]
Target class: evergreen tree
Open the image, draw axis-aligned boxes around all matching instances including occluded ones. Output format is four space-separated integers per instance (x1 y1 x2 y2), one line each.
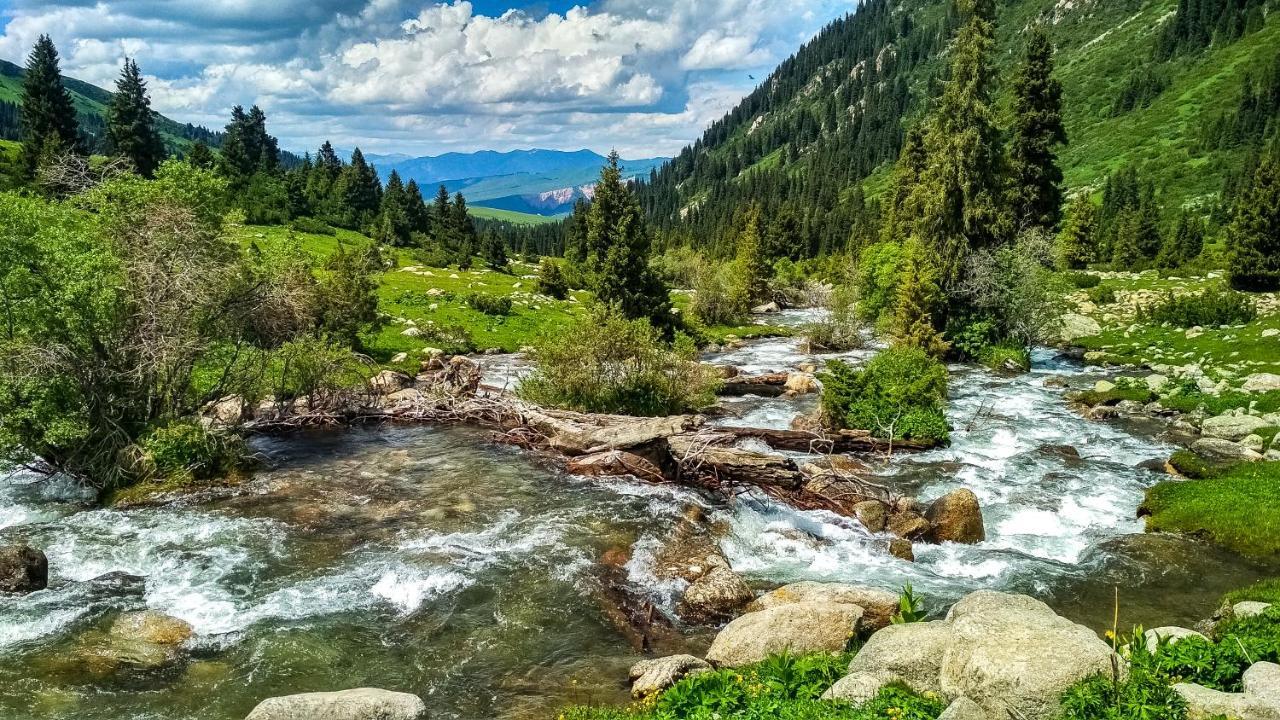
1111 208 1144 268
453 192 478 265
1055 193 1099 270
106 58 166 177
583 151 672 328
907 0 1007 290
375 170 411 246
733 206 771 305
186 141 215 169
481 230 508 270
19 35 81 174
432 184 460 261
404 179 430 234
1155 209 1205 268
307 140 343 219
879 126 927 245
1007 26 1067 232
1227 147 1280 290
219 106 256 185
891 236 950 357
334 148 382 230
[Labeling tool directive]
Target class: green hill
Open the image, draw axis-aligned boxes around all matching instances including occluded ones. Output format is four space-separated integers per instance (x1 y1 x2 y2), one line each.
639 0 1278 253
0 58 220 153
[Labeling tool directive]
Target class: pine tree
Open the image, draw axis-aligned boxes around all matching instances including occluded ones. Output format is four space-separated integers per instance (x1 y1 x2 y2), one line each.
432 184 460 260
106 58 166 177
375 170 411 246
1155 209 1204 268
879 126 927 245
733 206 771 305
891 236 950 357
334 148 382 230
584 151 672 328
186 141 215 169
481 230 508 270
220 106 256 185
1007 26 1067 232
907 0 1007 290
452 192 478 267
19 35 81 174
404 179 430 235
1227 147 1280 290
1111 208 1144 268
1055 193 1099 270
307 140 343 219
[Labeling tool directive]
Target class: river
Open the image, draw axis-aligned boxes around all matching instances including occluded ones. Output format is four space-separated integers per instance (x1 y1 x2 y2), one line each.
1 312 1275 719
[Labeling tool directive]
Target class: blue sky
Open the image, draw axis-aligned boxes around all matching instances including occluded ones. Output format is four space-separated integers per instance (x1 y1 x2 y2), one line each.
0 0 857 157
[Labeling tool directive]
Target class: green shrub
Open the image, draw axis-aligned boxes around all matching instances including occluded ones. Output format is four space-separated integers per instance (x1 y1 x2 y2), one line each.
536 258 570 300
518 305 720 417
805 285 863 351
1065 272 1102 289
138 421 246 483
854 242 903 329
1085 284 1117 304
1060 640 1185 720
290 216 336 236
979 344 1031 372
819 348 949 445
1072 386 1155 406
691 264 750 327
1139 288 1257 327
465 292 513 316
560 653 945 720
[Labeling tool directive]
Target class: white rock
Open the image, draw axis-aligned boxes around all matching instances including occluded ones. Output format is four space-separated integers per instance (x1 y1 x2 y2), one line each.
1202 413 1270 441
1059 314 1101 343
846 621 955 695
1235 601 1273 618
748 582 899 632
1243 373 1280 393
937 697 991 720
1143 626 1207 653
705 601 863 667
244 689 426 720
822 670 899 704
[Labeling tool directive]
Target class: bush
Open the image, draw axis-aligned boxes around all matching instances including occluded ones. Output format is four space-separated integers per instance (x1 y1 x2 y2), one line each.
691 264 750 327
560 653 945 720
518 305 719 416
819 348 949 445
1065 272 1102 289
290 216 336 236
1139 288 1257 327
465 292 513 316
854 242 903 329
137 421 247 483
805 285 864 352
269 333 376 408
1085 284 1117 304
536 258 570 299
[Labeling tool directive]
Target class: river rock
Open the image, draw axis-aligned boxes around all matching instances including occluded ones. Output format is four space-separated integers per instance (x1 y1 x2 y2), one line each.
1192 437 1263 463
629 655 712 698
112 611 194 646
203 395 247 426
678 565 755 623
244 688 427 720
77 610 194 675
888 511 931 540
1234 601 1273 618
936 696 989 720
704 601 863 667
923 489 985 544
939 591 1123 720
888 538 915 561
853 500 888 533
1175 662 1280 720
1202 413 1271 442
846 620 954 695
1143 626 1207 653
0 544 48 593
752 301 780 314
784 372 819 396
1243 373 1280 393
747 582 899 632
823 670 899 704
1059 314 1101 343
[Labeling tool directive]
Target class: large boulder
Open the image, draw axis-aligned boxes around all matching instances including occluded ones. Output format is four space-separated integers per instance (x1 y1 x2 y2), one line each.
1059 314 1101 344
1202 413 1271 442
937 697 990 720
1243 373 1280 393
845 620 954 695
678 566 755 624
245 688 427 720
924 489 985 544
705 601 863 667
823 670 899 704
629 655 712 698
939 591 1122 720
748 582 900 632
1176 662 1280 720
0 544 48 594
1192 437 1264 463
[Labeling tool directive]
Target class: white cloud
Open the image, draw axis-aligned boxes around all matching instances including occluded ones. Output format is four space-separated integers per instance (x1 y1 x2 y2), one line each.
0 0 859 156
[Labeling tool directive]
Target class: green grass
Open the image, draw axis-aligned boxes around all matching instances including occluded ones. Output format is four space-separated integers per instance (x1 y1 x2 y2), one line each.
1224 578 1280 606
1143 462 1280 556
469 206 566 224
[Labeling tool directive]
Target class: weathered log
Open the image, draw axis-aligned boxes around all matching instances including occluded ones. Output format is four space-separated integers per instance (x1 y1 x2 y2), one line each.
666 433 804 490
713 426 934 455
568 450 667 484
719 372 789 397
522 409 701 456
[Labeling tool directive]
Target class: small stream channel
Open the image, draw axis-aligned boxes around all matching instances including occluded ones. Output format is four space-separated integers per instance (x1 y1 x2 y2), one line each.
1 309 1276 719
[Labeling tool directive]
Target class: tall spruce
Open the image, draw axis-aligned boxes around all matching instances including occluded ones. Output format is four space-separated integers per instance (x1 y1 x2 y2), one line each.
1055 193 1099 270
907 0 1006 290
1227 144 1280 291
584 151 671 328
1007 26 1067 232
19 35 81 174
106 58 165 177
334 148 382 230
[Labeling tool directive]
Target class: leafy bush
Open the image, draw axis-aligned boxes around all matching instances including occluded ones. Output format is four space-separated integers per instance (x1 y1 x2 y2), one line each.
518 305 720 417
290 216 336 235
536 258 570 299
819 349 949 445
1139 288 1257 327
138 421 247 483
954 232 1067 346
269 333 376 408
980 344 1031 372
561 653 945 720
465 292 513 316
1085 285 1117 304
691 264 750 327
806 285 864 352
854 242 903 329
1064 272 1102 289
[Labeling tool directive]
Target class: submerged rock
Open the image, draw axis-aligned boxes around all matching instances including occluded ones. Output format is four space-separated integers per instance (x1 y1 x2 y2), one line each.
75 610 194 677
0 544 48 594
887 538 915 561
629 655 712 698
678 565 754 624
705 601 863 667
923 489 985 544
887 511 931 540
245 688 427 720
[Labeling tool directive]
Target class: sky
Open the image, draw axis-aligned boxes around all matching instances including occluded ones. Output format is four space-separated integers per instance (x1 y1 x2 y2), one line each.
0 0 857 158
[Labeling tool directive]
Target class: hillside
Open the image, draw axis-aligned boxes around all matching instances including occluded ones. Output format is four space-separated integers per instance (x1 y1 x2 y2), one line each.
639 0 1279 253
0 58 219 153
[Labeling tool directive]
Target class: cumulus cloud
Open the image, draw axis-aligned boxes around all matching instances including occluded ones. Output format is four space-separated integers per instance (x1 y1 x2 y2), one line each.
0 0 857 156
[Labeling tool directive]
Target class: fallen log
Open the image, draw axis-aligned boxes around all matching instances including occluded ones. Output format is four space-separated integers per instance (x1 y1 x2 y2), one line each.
713 425 931 455
667 433 804 490
719 372 789 397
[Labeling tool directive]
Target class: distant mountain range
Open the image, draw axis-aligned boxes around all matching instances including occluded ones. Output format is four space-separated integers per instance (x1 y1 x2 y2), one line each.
365 149 666 217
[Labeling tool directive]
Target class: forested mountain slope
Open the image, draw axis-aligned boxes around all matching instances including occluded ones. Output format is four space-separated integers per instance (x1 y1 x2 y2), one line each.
639 0 1278 256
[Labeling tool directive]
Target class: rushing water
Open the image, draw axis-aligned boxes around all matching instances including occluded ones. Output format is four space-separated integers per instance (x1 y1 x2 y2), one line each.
1 312 1276 719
